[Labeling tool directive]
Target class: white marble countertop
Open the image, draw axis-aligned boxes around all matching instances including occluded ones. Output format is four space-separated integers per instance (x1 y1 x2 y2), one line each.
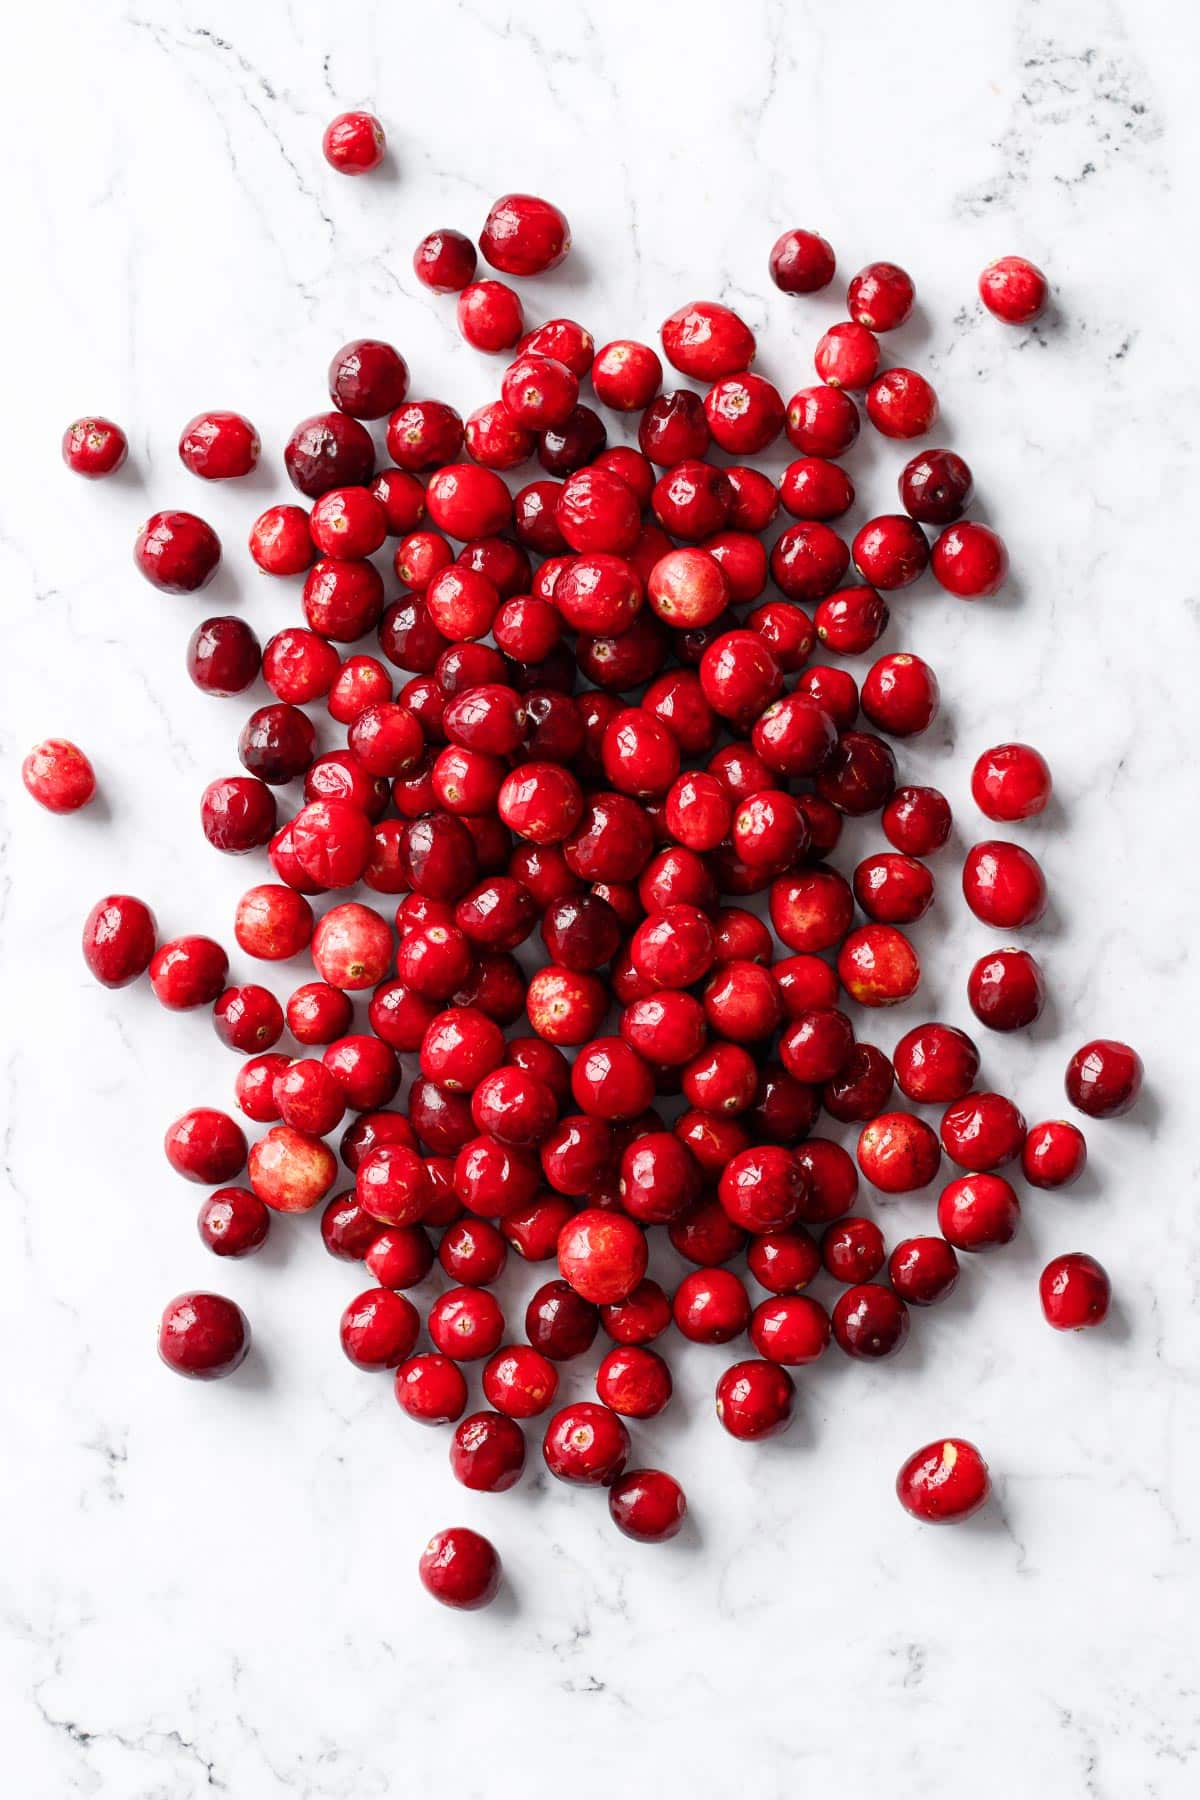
2 0 1198 1793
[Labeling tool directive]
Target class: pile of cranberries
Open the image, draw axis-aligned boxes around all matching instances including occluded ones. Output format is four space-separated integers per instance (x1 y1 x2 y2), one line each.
41 145 1136 1609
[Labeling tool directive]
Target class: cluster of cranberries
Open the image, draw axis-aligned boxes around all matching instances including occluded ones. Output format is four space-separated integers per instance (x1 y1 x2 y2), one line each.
46 158 1128 1608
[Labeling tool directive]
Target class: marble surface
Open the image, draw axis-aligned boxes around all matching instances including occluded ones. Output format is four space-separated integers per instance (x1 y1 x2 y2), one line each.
2 0 1199 1793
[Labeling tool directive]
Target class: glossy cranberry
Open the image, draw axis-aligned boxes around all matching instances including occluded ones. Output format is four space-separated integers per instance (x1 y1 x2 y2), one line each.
770 522 851 605
939 1172 1020 1251
62 415 127 477
718 1145 806 1235
853 854 934 926
413 228 477 292
1067 1038 1144 1117
715 1359 794 1440
395 1353 469 1427
483 1343 561 1418
285 411 374 498
779 1008 854 1085
235 1053 290 1124
164 1109 247 1185
370 468 426 536
821 1044 895 1124
821 1217 885 1285
769 866 853 955
259 629 336 705
339 1110 418 1173
769 227 836 293
593 1345 671 1420
968 947 1046 1032
211 984 282 1053
427 1287 504 1363
963 840 1047 929
659 301 753 382
852 521 930 600
700 373 783 455
197 1188 270 1259
602 1469 684 1544
980 255 1048 323
418 1526 499 1610
148 935 227 1011
198 776 275 856
557 1208 647 1305
179 410 259 480
838 924 920 1006
932 522 1009 598
326 1194 396 1264
668 1266 747 1345
237 704 315 787
134 510 220 592
325 340 408 424
813 322 878 392
883 785 952 856
310 486 388 559
773 956 837 1020
832 1283 909 1358
857 1111 941 1195
181 620 259 706
865 368 938 440
456 279 524 353
597 1280 670 1348
668 1194 748 1267
1040 1252 1110 1330
897 1439 990 1523
1023 1120 1088 1190
889 1236 960 1307
586 340 660 417
893 1022 980 1104
636 389 708 467
339 1287 420 1371
785 385 859 458
354 1141 430 1226
233 884 313 961
446 1413 525 1498
813 584 889 656
862 655 939 738
245 507 312 580
249 1124 337 1213
476 192 569 277
971 743 1052 822
778 458 853 526
847 261 914 330
302 557 385 641
750 1294 831 1365
543 1401 630 1485
322 109 385 173
941 1092 1026 1172
158 1292 249 1380
713 908 773 967
21 737 95 813
462 399 532 469
896 451 971 529
533 403 604 476
290 799 374 889
274 1058 346 1136
743 1229 818 1297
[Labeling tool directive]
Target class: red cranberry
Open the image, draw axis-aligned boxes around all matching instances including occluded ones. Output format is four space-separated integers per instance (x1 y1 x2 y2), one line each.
238 704 316 786
858 1112 941 1194
963 840 1047 929
638 390 710 465
187 617 260 697
134 510 220 592
865 368 938 439
158 1292 249 1379
780 1008 854 1084
883 785 952 856
780 456 855 521
164 1109 247 1185
661 300 755 380
370 468 426 535
418 1527 499 1610
672 1268 750 1345
311 486 388 559
539 403 607 475
249 505 316 577
968 947 1046 1031
1023 1120 1087 1189
862 654 939 737
262 627 339 702
328 338 409 419
1040 1252 1110 1330
847 261 915 331
480 192 570 274
979 255 1048 324
785 385 859 458
669 1195 748 1267
285 411 374 498
429 1287 505 1362
941 1091 1026 1172
813 585 889 657
543 1401 630 1484
749 1295 831 1365
888 1236 960 1306
719 1145 807 1233
596 1346 672 1419
600 1280 671 1346
592 339 663 411
150 936 228 1010
899 448 973 524
457 279 524 354
938 1173 1020 1251
897 1439 990 1522
770 865 854 953
822 1044 895 1122
235 1053 290 1124
363 1221 433 1283
322 110 386 173
704 373 785 454
815 321 880 390
234 884 314 961
62 416 127 477
395 1353 469 1425
747 1228 820 1295
853 517 930 591
249 1125 337 1213
413 228 477 292
894 1023 980 1104
386 405 464 477
769 228 836 294
853 854 934 925
715 1360 795 1439
1065 1039 1143 1118
179 410 259 480
558 1209 647 1304
822 1216 885 1284
340 1287 420 1370
838 924 920 1006
22 739 96 813
290 800 374 889
609 1469 686 1543
770 522 850 604
213 985 284 1053
450 1412 526 1493
932 522 1009 598
972 743 1052 821
202 776 278 855
197 1188 270 1259
832 1284 909 1358
483 1343 560 1416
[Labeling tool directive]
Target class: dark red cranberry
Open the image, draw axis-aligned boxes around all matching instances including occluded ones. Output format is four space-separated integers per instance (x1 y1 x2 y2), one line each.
187 616 260 696
418 1527 500 1610
608 1469 686 1542
888 1236 960 1306
899 448 974 524
847 262 915 331
1039 1252 1110 1329
832 1284 909 1358
1065 1040 1143 1118
968 947 1046 1031
134 511 220 592
638 390 710 466
897 1440 990 1522
883 785 952 856
285 411 374 498
197 1188 270 1258
158 1292 249 1379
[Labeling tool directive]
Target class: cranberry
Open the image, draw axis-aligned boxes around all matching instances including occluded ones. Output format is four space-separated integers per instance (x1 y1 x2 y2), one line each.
941 1091 1026 1172
187 616 260 697
365 1224 434 1287
822 1043 895 1124
310 485 388 559
932 522 1009 598
669 1194 748 1267
197 1187 270 1259
897 1439 990 1523
62 415 128 477
558 1208 647 1304
770 865 854 953
609 1469 686 1542
322 110 386 173
212 984 283 1053
386 406 465 479
1065 1039 1143 1118
715 1359 795 1440
274 1059 345 1136
747 1228 821 1295
815 321 880 390
235 1053 290 1123
418 1527 500 1610
1040 1252 1110 1330
968 947 1046 1032
326 339 408 421
134 510 220 592
248 505 315 577
262 627 339 701
638 390 710 465
899 449 973 525
813 585 889 657
543 1401 630 1485
149 936 228 1010
770 522 850 604
413 228 477 292
291 799 374 889
520 319 594 376
164 1108 247 1185
857 1111 941 1194
971 743 1052 821
158 1292 249 1380
592 338 663 411
822 1217 886 1285
962 840 1047 929
285 411 374 498
538 403 607 474
853 854 934 925
785 385 860 458
600 1280 671 1346
883 785 952 856
22 738 96 813
456 279 524 353
371 468 426 535
888 1236 960 1306
179 410 259 480
1023 1119 1087 1189
661 300 755 380
340 1287 420 1371
672 1268 751 1344
938 1173 1020 1251
234 884 313 961
980 255 1048 324
719 1145 807 1233
847 262 915 331
249 1125 337 1213
703 372 785 454
395 1352 469 1426
484 1342 561 1415
780 1008 854 1084
894 1023 980 1104
838 924 920 1006
450 1411 526 1494
853 517 930 592
595 1346 672 1420
476 191 569 275
865 368 938 439
753 1292 833 1365
780 456 855 522
832 1283 909 1358
428 1287 505 1362
769 228 836 294
238 704 315 786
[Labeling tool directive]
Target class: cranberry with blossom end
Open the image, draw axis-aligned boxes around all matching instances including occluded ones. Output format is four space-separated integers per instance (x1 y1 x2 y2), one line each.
938 1173 1021 1251
429 1287 505 1362
340 1287 420 1370
941 1092 1026 1172
500 353 579 433
609 1469 687 1543
1040 1252 1110 1330
484 1342 561 1415
769 228 836 294
719 1146 807 1234
164 1109 247 1185
968 947 1046 1032
418 1528 500 1610
865 368 938 439
179 410 259 480
310 486 387 559
395 1354 469 1426
158 1292 249 1380
543 1402 630 1485
322 110 386 173
861 653 939 736
962 840 1047 930
62 416 128 477
932 523 1009 598
558 1208 647 1305
592 339 663 411
413 229 477 293
972 743 1052 822
450 1412 526 1493
1022 1120 1087 1189
1065 1039 1143 1118
894 1023 980 1105
899 449 973 525
704 373 785 454
22 739 96 813
749 1295 831 1365
883 786 952 857
661 301 755 381
852 516 930 591
858 1112 941 1194
897 1439 990 1523
134 510 220 593
285 412 375 498
197 1188 270 1259
888 1236 960 1307
838 924 920 1007
213 985 284 1053
815 321 880 390
847 262 915 332
715 1359 794 1440
596 1346 672 1419
832 1284 909 1358
979 255 1048 324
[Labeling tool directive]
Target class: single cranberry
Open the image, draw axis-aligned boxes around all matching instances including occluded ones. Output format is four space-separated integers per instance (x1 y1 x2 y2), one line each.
325 1193 393 1263
261 627 339 701
450 1412 526 1494
186 617 260 697
897 1439 990 1522
813 584 890 657
815 321 880 390
290 799 374 889
479 191 570 274
285 411 374 498
322 109 386 172
822 1044 895 1124
938 1173 1021 1251
303 557 385 640
853 854 934 926
457 279 524 353
941 1092 1026 1172
889 1236 960 1306
592 339 663 411
394 1353 469 1426
558 1208 647 1304
769 228 836 294
202 775 277 856
179 410 259 480
932 522 1009 598
899 448 973 525
971 743 1052 822
719 1145 807 1233
273 1059 345 1136
484 1341 561 1415
609 1469 686 1543
853 518 930 593
847 261 915 331
134 510 220 592
600 1279 671 1346
668 1195 748 1267
386 406 465 480
893 1023 980 1104
428 1287 505 1362
1065 1039 1143 1118
883 785 952 856
866 368 938 439
859 654 938 739
751 1294 832 1365
963 840 1047 929
158 1292 249 1379
785 385 860 458
715 1359 795 1439
857 1112 941 1194
340 1287 420 1370
22 738 96 813
538 403 607 475
704 372 785 454
1023 1120 1087 1189
753 693 838 779
769 865 854 953
747 1228 821 1295
780 456 855 522
249 1125 337 1213
980 255 1048 324
248 505 315 577
310 485 388 559
238 703 316 786
770 522 850 604
832 1284 909 1358
1040 1252 1110 1330
233 884 314 960
822 1216 886 1284
235 1053 291 1124
149 936 228 1010
721 464 778 531
661 300 755 380
543 1401 630 1484
418 1526 500 1609
672 1268 751 1345
413 228 477 292
638 389 710 465
780 1008 855 1084
968 947 1046 1032
371 468 426 535
328 338 409 420
595 1346 672 1419
197 1188 270 1258
164 1109 247 1185
213 984 284 1053
62 416 127 477
838 924 920 1006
